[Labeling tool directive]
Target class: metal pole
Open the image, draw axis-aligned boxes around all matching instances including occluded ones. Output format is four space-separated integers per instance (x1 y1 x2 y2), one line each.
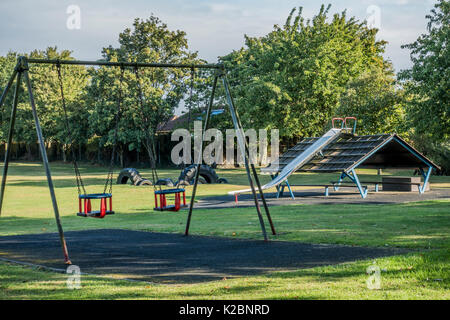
185 75 219 236
250 165 276 234
0 68 19 215
22 62 71 264
0 71 21 216
223 75 275 234
0 68 18 110
245 128 276 232
222 75 268 241
26 58 222 70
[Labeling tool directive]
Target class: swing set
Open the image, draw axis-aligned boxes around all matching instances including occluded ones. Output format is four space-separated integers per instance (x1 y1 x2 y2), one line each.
0 56 276 264
56 63 121 218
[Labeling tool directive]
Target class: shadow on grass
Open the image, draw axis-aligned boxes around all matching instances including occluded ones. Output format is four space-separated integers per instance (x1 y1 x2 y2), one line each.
265 249 449 285
0 229 408 284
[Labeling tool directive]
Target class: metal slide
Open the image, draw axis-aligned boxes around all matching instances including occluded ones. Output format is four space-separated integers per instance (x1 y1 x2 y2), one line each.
228 128 342 195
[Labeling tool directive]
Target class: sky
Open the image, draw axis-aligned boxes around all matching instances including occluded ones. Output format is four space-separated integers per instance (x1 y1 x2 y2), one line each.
0 0 437 73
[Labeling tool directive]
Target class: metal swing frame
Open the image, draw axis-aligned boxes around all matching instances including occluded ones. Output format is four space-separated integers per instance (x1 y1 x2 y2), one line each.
0 56 276 264
134 64 189 213
56 62 123 219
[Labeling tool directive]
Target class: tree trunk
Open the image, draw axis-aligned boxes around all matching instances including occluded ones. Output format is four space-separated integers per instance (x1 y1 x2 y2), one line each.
119 149 124 168
62 144 67 162
26 143 32 161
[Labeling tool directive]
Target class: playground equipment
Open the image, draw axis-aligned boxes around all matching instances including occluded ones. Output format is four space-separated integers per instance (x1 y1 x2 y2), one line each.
77 193 114 218
178 164 220 185
116 164 226 187
56 63 121 218
154 188 187 211
130 66 227 210
231 117 439 201
230 117 349 198
117 168 146 185
0 56 275 264
132 64 190 212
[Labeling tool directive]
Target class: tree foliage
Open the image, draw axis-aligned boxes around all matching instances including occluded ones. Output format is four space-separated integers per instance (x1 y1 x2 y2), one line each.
1 7 444 170
91 16 202 162
0 15 201 165
399 0 450 173
338 67 406 135
399 0 449 143
220 5 391 140
0 48 88 160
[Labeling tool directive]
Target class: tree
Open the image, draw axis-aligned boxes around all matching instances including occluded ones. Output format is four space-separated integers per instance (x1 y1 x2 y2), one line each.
0 48 88 161
399 0 449 143
338 67 406 135
89 16 202 165
220 5 391 141
399 0 449 173
28 47 89 161
0 52 21 145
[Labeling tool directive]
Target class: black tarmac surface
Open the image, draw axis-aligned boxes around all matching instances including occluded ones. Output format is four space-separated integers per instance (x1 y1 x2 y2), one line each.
196 188 450 209
0 229 407 283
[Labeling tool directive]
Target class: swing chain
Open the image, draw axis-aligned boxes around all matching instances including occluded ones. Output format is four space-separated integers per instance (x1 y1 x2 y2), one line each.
56 62 86 196
187 67 195 133
103 65 125 195
133 66 160 190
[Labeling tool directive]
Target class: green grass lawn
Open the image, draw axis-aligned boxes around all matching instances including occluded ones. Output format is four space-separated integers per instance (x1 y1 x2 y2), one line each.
0 161 449 299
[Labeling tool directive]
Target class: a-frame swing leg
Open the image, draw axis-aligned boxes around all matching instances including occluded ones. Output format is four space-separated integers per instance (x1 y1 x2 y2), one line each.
249 162 277 235
224 80 268 240
185 71 276 240
185 75 218 236
0 69 19 216
222 73 276 238
21 59 71 264
0 60 71 264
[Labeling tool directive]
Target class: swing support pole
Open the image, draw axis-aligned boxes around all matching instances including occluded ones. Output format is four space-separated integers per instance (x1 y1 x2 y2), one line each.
23 60 71 264
222 74 276 236
0 57 71 264
0 69 19 216
0 57 277 264
185 67 276 241
185 74 219 236
222 73 269 241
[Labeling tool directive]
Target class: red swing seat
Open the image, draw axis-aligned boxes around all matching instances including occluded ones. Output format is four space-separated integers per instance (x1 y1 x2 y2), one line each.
154 188 187 212
77 193 114 218
56 62 122 220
